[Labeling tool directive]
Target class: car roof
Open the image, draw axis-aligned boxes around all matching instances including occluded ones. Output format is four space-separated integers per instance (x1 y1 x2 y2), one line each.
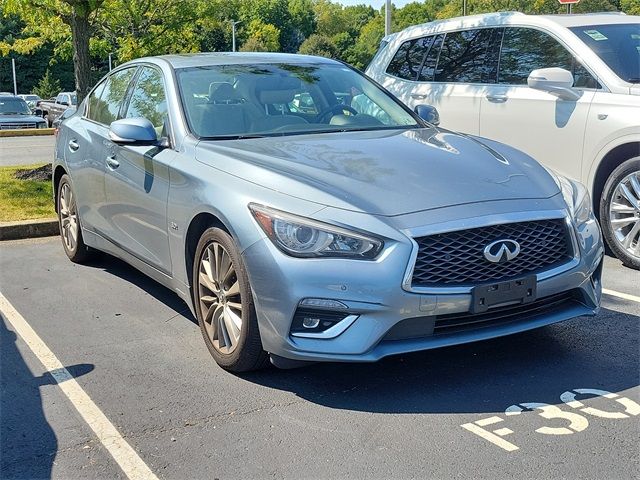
128 52 340 69
386 11 638 41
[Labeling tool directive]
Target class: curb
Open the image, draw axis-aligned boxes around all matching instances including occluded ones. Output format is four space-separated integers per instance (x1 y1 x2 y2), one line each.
0 218 58 241
0 129 55 138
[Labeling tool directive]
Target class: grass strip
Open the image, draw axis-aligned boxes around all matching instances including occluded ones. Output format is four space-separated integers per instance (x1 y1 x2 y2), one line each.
0 164 55 222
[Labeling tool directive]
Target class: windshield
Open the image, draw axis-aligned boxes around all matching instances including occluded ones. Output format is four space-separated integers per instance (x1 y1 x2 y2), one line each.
569 23 640 83
0 97 32 115
176 62 420 139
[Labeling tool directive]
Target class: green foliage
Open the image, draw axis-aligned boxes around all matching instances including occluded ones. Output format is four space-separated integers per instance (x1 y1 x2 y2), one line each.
241 20 281 52
1 0 634 93
298 34 338 58
33 68 61 98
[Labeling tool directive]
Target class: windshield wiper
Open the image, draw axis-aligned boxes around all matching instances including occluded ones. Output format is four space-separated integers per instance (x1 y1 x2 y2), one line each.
627 77 640 84
202 134 267 140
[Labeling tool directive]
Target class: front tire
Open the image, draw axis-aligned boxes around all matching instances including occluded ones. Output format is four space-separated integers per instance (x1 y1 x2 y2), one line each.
599 158 640 269
192 227 269 372
57 174 92 263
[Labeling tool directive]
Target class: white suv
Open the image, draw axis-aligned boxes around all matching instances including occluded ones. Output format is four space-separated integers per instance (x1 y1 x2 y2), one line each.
366 12 640 268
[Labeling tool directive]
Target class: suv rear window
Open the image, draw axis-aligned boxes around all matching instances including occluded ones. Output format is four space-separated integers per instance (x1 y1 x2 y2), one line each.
385 37 430 81
434 28 501 83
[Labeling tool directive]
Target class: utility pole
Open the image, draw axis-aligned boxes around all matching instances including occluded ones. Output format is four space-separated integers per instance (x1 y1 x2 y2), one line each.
385 0 391 36
463 0 468 15
11 58 17 95
230 20 241 52
108 53 113 71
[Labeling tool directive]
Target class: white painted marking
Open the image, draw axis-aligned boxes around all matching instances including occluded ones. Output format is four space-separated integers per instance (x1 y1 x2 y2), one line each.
493 427 513 436
603 288 640 304
461 420 519 452
0 292 159 480
475 416 503 427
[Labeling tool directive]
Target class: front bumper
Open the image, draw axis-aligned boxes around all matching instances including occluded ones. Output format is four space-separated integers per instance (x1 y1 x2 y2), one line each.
241 207 604 364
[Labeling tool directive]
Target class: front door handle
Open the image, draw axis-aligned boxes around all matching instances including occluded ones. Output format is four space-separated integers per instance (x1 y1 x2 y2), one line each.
410 93 427 99
486 94 508 103
68 139 79 152
106 155 120 170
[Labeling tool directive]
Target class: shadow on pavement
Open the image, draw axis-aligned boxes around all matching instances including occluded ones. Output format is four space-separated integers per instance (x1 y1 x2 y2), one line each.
85 253 196 324
0 315 94 479
240 306 639 414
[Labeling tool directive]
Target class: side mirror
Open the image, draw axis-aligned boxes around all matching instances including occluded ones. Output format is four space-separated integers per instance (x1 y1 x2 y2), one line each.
60 101 69 106
34 108 43 117
414 104 440 126
109 117 158 145
527 68 580 101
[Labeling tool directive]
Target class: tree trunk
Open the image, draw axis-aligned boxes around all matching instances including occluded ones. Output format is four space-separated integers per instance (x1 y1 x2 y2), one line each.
69 6 92 104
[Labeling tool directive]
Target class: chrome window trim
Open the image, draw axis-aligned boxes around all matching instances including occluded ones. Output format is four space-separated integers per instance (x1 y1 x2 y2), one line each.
401 209 580 294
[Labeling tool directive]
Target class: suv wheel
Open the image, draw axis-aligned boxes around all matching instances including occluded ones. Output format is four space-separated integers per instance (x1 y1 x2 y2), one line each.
600 157 640 269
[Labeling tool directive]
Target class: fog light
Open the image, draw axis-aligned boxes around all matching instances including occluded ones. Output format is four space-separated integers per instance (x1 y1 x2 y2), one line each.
299 298 348 309
302 316 321 329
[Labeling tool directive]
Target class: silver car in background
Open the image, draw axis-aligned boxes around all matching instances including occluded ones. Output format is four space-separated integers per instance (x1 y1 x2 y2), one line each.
53 53 603 372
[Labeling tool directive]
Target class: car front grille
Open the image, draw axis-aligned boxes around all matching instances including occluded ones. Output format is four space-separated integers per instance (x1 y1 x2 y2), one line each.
411 218 572 287
0 122 37 130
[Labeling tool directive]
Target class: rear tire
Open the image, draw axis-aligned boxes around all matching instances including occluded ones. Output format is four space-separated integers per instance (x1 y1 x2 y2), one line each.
57 174 92 263
599 157 640 270
192 227 269 372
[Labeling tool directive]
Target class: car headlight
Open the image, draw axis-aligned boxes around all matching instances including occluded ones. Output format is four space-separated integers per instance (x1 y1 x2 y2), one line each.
38 122 47 129
558 174 592 225
249 204 383 259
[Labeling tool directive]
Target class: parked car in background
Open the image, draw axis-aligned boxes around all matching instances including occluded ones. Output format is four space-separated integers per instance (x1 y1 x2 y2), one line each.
0 95 47 130
38 91 77 127
54 53 603 372
52 107 76 136
18 94 41 110
367 12 640 269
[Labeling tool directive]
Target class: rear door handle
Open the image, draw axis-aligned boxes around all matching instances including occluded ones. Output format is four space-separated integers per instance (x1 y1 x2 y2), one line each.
106 155 120 170
68 139 79 152
486 94 508 103
410 93 427 99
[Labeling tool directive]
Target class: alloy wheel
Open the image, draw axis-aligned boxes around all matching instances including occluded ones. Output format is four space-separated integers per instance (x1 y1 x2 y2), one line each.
198 241 243 354
608 171 640 260
59 182 79 252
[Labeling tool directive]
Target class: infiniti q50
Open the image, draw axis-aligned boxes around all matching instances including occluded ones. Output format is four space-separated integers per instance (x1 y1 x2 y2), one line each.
53 53 603 371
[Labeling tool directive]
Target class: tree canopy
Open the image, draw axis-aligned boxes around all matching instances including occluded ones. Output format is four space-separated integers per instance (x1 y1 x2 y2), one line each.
0 0 634 95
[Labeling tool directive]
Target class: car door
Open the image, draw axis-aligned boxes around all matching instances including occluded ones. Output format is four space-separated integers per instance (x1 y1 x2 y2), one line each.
480 27 598 181
102 66 175 274
64 67 137 234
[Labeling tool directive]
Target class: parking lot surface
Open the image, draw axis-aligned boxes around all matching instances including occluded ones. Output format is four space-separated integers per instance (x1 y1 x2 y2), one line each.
0 135 55 166
1 236 638 479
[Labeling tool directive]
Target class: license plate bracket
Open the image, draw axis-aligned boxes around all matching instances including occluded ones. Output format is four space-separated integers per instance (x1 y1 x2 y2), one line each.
471 275 537 314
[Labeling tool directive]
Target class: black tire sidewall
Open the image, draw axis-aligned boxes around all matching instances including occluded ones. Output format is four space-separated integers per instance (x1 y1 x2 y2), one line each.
192 227 266 372
599 157 640 269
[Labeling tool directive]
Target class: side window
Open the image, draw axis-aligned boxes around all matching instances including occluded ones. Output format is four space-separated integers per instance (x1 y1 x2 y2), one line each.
86 81 107 120
124 67 168 137
498 27 591 88
386 36 432 81
417 34 444 81
434 28 502 83
56 94 64 104
92 67 137 125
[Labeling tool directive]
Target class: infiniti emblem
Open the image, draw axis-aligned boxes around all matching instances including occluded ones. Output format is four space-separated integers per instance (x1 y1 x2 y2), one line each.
483 239 521 263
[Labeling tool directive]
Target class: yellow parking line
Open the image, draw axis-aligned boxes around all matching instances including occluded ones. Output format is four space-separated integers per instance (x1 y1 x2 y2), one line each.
0 292 159 480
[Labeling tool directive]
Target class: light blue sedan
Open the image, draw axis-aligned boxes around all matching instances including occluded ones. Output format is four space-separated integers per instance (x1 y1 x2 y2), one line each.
53 53 604 372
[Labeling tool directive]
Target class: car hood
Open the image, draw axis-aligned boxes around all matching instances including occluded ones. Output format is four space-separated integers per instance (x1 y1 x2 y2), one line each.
0 114 45 123
195 127 560 216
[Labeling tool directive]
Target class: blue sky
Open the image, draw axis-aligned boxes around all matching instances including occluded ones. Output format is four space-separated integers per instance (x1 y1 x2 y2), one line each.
335 0 416 7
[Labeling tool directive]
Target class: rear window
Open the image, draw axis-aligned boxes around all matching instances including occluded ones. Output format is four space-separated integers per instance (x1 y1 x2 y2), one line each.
434 28 501 83
385 37 431 81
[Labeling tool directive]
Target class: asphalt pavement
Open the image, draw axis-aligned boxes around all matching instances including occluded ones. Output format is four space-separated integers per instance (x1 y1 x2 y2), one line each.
0 135 55 166
1 236 638 479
